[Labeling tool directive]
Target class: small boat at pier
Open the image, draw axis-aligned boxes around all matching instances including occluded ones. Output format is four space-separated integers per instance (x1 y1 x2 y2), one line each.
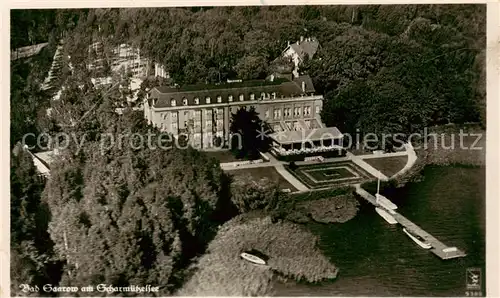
374 175 398 210
442 247 458 253
375 207 398 224
376 194 398 210
403 228 432 249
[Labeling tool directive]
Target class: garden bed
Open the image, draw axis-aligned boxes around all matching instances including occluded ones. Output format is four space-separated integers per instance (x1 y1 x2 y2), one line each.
286 161 374 189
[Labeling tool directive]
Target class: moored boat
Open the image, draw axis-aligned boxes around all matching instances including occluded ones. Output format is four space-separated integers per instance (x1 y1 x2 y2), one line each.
442 247 457 253
374 176 398 210
240 250 268 265
403 228 432 249
376 194 398 210
375 207 398 224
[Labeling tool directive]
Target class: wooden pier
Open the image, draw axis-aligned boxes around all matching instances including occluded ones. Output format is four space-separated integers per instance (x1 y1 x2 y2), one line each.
355 185 467 260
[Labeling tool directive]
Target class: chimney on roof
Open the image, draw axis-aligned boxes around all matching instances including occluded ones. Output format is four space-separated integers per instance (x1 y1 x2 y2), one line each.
301 81 306 93
287 41 290 47
300 36 304 43
270 74 275 82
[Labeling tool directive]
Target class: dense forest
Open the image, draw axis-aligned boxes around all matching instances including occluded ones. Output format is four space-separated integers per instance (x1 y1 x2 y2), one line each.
11 5 486 147
10 9 82 49
10 5 486 296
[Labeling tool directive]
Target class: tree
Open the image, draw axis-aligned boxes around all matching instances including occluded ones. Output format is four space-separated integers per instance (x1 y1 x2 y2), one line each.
11 146 63 294
229 106 271 160
183 59 208 84
42 98 228 294
269 56 295 75
10 42 56 146
229 176 282 213
10 5 487 295
234 55 269 80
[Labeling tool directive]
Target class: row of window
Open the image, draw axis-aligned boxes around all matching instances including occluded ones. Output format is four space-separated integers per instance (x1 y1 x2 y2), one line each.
171 92 278 107
283 107 307 117
160 118 223 131
161 109 224 121
160 105 320 124
273 106 318 119
166 121 224 133
277 120 312 132
294 121 308 131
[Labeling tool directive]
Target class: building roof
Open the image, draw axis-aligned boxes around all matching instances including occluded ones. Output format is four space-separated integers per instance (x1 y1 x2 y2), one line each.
149 75 317 108
34 151 57 167
269 127 343 144
32 156 51 175
288 37 319 61
293 75 315 93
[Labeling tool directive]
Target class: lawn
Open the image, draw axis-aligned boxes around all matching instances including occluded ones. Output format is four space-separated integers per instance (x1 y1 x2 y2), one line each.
229 166 298 192
363 155 408 178
287 161 374 189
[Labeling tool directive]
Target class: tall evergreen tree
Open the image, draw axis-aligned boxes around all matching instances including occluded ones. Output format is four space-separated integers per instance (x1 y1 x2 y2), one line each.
11 146 63 296
229 107 271 160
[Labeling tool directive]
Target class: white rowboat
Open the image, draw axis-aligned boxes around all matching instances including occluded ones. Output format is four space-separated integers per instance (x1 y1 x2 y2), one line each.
403 228 432 249
240 252 267 265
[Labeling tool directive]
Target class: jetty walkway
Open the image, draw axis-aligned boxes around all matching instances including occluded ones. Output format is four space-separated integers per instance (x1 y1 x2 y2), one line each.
355 185 467 260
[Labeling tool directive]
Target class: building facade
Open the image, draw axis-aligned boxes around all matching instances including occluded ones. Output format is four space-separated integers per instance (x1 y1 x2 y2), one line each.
281 36 319 78
154 63 169 79
144 75 326 149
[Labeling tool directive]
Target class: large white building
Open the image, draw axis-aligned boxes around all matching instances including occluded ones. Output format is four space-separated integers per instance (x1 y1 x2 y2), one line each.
144 74 344 158
143 36 344 159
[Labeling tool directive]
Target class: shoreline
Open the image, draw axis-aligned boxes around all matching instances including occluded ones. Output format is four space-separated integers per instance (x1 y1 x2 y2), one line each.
179 126 486 295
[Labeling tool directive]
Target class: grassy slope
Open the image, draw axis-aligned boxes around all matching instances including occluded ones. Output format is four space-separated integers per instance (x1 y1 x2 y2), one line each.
363 155 408 178
229 166 298 191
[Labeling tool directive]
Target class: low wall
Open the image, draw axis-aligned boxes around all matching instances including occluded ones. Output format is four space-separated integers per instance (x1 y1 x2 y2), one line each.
392 143 417 179
304 156 324 162
272 149 346 162
221 159 264 168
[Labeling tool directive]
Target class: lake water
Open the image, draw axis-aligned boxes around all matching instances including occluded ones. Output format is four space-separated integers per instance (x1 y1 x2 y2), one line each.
275 165 486 296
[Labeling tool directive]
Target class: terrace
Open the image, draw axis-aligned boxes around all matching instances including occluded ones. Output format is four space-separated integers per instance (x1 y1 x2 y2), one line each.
269 127 345 161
